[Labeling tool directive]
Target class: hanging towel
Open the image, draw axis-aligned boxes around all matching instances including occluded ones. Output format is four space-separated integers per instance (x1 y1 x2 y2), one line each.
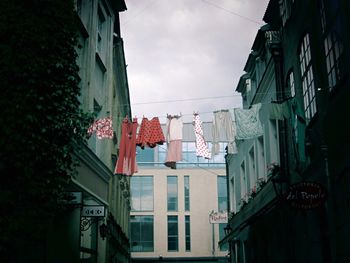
212 110 237 155
193 113 211 159
114 117 138 176
234 103 264 140
87 117 114 139
136 117 165 149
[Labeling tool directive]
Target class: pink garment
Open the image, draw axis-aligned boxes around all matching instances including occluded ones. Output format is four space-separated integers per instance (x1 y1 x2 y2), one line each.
193 113 211 159
165 140 182 162
87 117 114 139
164 115 183 169
114 117 138 176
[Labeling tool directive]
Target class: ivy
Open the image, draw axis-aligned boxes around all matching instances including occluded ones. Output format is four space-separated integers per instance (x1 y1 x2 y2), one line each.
0 0 93 260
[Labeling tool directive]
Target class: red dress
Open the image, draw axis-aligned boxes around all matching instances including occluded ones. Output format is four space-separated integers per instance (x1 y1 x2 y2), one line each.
136 117 165 149
114 117 138 176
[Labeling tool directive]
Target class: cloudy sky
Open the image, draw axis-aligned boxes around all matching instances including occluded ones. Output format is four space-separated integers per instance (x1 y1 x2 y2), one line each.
120 0 269 123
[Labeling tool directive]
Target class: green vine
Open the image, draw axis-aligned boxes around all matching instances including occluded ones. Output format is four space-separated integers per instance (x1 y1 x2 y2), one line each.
0 0 93 259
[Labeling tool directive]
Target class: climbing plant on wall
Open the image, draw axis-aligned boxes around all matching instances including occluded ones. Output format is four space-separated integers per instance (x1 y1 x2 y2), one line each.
0 0 92 259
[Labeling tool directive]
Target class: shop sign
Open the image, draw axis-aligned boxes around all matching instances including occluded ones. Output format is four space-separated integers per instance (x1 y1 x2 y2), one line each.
209 210 228 224
81 206 105 217
285 182 327 209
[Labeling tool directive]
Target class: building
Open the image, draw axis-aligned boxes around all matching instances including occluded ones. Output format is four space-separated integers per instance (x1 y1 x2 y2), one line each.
221 0 350 263
46 0 132 262
130 121 230 263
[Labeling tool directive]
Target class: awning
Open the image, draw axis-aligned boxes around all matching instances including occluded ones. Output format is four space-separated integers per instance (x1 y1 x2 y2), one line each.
218 180 279 248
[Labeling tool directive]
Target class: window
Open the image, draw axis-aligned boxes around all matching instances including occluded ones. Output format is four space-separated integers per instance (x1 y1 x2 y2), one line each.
279 0 293 26
240 162 247 203
136 148 155 167
167 216 178 251
217 176 227 211
257 137 265 179
130 176 153 211
96 6 105 54
324 31 343 90
130 216 154 252
299 33 317 120
185 216 191 251
167 176 178 211
287 70 295 97
184 176 190 211
248 147 256 189
219 224 229 251
320 0 344 91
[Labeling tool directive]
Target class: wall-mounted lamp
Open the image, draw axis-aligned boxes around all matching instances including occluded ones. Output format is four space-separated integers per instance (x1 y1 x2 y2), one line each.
99 223 109 240
224 225 232 236
271 173 288 199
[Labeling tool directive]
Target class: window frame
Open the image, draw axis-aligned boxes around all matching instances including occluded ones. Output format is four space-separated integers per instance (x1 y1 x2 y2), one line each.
167 215 179 251
130 176 154 212
299 33 317 121
167 176 178 212
184 176 190 211
130 215 154 252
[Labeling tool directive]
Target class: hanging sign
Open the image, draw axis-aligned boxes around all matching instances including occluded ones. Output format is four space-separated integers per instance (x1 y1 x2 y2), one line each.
209 210 228 224
81 206 105 217
285 182 327 209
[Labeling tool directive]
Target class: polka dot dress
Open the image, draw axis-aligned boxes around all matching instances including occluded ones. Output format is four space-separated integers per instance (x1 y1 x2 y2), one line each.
136 117 165 149
193 114 211 159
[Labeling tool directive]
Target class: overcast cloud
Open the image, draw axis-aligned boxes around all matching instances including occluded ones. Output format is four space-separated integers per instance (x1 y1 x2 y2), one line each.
120 0 269 123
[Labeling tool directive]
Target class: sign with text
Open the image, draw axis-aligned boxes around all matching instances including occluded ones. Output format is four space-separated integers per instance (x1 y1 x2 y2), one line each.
209 211 228 224
285 182 327 209
81 206 105 217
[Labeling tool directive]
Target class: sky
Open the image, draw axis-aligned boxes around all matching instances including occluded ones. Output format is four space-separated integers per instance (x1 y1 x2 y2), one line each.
120 0 270 123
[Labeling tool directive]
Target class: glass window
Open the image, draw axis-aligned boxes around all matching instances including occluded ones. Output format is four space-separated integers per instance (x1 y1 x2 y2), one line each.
136 148 155 166
168 216 178 251
320 0 344 91
185 215 191 251
287 70 295 97
217 176 227 212
299 33 317 121
96 7 105 54
184 176 190 211
131 176 153 211
130 216 154 252
167 176 178 211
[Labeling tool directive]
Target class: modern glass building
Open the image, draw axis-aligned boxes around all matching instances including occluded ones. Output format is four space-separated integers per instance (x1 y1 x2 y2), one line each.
129 122 230 263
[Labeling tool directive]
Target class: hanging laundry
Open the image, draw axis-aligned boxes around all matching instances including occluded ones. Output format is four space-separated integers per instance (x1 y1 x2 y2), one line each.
269 101 290 120
87 116 114 139
136 117 165 149
164 114 183 169
234 103 264 140
114 117 138 176
212 110 237 155
193 113 211 159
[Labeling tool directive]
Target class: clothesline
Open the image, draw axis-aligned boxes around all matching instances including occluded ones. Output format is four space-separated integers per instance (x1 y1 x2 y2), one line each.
89 96 300 128
92 102 300 176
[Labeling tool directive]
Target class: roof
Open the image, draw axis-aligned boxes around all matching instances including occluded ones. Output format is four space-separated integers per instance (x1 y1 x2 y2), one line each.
111 0 127 12
262 0 280 26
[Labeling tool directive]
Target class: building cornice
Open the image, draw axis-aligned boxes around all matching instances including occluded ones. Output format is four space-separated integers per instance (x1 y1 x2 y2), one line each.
75 143 113 183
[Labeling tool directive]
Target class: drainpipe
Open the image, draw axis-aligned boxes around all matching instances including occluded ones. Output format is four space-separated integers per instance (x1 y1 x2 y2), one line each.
225 146 232 263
